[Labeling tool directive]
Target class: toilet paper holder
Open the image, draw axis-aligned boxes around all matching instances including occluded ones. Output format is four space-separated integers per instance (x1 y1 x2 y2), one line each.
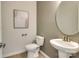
22 33 27 37
0 43 6 48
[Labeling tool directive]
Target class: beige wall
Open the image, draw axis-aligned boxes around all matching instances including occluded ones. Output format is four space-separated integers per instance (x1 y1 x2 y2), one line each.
1 1 37 57
37 1 62 58
37 1 79 58
0 1 2 57
0 1 1 42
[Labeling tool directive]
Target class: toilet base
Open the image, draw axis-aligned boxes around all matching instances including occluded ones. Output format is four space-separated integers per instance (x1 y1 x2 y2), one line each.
27 48 40 58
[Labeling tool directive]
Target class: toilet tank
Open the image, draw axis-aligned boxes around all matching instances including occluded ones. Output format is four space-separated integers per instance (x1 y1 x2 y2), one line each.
36 35 44 46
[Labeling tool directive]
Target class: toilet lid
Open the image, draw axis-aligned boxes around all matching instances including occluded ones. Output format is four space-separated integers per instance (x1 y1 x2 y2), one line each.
25 43 39 50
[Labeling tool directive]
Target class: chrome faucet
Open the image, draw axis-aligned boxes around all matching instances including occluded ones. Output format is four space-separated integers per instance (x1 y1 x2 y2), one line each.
63 35 70 42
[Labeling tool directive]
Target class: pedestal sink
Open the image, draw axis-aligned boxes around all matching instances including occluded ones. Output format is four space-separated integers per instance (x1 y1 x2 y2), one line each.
50 39 79 58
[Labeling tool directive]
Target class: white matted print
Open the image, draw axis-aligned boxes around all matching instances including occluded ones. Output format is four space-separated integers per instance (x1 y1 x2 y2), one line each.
13 9 29 29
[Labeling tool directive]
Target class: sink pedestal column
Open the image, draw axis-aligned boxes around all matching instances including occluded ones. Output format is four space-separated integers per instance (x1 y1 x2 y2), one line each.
58 50 72 58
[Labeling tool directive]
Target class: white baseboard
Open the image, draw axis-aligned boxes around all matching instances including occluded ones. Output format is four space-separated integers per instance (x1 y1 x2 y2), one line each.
3 49 26 58
3 49 50 58
40 50 50 58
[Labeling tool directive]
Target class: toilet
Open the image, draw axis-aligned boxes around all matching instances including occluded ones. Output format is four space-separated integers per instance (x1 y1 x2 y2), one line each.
25 35 44 58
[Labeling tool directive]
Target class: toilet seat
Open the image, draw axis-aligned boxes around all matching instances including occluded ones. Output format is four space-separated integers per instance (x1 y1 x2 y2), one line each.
25 43 39 51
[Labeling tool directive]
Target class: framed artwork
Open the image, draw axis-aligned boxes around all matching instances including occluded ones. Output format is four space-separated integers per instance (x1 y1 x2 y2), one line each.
13 9 29 29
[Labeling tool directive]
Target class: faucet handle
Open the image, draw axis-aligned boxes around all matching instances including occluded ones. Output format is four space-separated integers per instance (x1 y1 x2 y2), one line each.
63 36 66 41
67 37 71 42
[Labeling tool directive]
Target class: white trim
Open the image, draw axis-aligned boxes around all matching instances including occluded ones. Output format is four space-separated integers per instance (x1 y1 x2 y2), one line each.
40 50 50 58
3 49 50 58
3 49 26 58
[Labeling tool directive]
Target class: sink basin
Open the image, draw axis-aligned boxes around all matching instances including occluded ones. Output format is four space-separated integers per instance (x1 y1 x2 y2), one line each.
50 39 79 58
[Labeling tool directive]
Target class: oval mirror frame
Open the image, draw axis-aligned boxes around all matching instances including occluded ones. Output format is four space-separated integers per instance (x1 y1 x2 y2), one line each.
55 1 79 35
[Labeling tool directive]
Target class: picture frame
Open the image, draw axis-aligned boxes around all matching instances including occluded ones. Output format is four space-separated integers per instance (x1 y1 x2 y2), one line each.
13 9 29 29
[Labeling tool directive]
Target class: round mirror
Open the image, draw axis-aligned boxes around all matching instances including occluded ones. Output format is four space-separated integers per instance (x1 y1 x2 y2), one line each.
56 1 79 35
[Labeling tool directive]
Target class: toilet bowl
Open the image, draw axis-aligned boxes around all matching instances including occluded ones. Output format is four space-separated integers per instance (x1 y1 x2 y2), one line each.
25 35 44 58
25 43 39 58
